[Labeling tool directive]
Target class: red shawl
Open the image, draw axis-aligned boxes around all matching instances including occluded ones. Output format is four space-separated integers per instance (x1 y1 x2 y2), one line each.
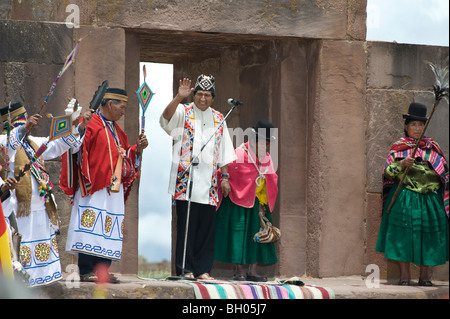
60 113 138 202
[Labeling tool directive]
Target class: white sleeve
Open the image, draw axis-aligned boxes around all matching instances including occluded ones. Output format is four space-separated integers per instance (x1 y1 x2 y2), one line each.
218 120 236 167
159 104 185 139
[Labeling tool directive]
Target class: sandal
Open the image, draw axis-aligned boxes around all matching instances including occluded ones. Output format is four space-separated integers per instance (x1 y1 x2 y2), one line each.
418 280 433 287
197 273 214 280
80 272 97 282
398 279 410 286
233 273 246 281
109 273 120 284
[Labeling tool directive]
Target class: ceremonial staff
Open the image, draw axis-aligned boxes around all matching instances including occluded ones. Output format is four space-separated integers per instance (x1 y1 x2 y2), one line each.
37 37 83 116
136 65 155 136
136 65 155 170
387 59 449 213
1 39 83 200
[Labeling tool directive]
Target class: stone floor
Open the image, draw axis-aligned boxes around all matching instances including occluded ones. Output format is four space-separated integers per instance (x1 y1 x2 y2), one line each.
24 274 449 300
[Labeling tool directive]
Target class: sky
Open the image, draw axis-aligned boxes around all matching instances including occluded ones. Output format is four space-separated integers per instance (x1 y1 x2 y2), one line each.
137 0 449 263
366 0 449 46
137 63 173 263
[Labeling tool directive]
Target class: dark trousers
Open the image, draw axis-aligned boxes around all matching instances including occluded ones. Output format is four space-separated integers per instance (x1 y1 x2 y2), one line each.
175 200 216 277
78 253 112 275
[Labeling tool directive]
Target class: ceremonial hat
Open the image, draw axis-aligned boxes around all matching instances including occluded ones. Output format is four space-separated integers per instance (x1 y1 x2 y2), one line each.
252 119 276 141
0 101 26 123
103 88 128 102
194 74 215 97
403 102 428 123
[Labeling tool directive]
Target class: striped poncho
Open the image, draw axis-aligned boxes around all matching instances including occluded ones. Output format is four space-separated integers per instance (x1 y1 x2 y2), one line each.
382 136 449 216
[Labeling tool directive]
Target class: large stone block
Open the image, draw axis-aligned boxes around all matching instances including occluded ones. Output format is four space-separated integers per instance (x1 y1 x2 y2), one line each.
0 0 11 19
0 62 74 135
0 62 25 107
366 89 413 193
3 0 366 40
278 215 307 277
367 42 449 90
94 0 359 40
311 40 367 277
73 26 126 112
7 0 96 26
365 193 386 276
0 19 72 64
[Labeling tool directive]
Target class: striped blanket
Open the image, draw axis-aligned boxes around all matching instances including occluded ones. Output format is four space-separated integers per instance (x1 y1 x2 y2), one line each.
187 280 334 299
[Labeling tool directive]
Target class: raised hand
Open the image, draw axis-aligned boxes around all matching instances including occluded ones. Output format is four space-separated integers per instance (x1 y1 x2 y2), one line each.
78 109 95 131
24 114 42 131
162 78 194 121
178 78 194 99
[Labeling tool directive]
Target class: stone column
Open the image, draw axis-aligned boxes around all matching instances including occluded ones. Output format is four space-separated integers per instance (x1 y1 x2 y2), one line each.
307 40 367 277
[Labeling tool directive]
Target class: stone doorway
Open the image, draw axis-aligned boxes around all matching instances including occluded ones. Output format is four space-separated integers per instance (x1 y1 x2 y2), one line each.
126 29 319 278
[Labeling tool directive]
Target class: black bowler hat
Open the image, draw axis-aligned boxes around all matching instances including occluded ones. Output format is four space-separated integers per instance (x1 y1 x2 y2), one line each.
252 119 276 141
403 102 428 122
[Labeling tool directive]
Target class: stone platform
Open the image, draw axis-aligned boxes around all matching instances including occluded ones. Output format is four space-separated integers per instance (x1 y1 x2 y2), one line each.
28 274 448 300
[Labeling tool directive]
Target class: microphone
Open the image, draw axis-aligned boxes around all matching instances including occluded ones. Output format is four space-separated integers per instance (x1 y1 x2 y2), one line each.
227 98 243 106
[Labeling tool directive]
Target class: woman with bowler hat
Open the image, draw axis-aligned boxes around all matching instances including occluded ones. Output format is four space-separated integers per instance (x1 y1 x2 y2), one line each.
214 120 278 281
376 102 449 286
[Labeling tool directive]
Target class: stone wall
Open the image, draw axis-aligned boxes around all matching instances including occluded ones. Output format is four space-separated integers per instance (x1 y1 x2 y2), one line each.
1 0 448 280
1 0 366 40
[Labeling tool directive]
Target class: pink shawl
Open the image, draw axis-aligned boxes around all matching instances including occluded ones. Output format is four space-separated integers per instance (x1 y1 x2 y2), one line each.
217 142 278 211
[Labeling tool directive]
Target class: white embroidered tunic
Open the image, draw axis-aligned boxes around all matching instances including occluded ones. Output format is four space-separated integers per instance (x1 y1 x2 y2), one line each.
160 103 236 206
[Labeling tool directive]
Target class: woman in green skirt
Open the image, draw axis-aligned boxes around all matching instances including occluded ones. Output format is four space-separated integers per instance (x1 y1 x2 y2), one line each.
215 120 278 282
376 102 449 286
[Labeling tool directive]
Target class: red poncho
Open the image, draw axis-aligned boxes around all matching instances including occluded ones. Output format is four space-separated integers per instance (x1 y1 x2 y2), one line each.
60 113 138 202
382 136 449 216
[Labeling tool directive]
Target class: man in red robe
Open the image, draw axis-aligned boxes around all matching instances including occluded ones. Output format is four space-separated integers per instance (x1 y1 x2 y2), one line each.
61 88 148 282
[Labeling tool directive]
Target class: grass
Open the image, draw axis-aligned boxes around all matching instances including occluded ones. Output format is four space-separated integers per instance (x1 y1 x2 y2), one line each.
138 256 171 279
138 268 172 279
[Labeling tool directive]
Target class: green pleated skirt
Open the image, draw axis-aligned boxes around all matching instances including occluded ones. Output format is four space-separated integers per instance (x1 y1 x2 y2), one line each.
214 197 278 265
376 183 449 266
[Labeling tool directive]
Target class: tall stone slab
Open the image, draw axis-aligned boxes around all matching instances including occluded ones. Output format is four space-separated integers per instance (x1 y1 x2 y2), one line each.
307 40 367 277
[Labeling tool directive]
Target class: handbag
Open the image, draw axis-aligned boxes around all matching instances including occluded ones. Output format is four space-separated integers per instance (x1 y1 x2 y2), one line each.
253 215 281 243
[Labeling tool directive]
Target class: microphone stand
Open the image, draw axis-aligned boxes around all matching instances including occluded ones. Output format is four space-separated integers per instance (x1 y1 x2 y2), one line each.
167 157 198 281
167 101 239 281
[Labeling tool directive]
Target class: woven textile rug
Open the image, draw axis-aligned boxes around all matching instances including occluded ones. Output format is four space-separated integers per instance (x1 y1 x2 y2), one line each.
187 280 335 299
